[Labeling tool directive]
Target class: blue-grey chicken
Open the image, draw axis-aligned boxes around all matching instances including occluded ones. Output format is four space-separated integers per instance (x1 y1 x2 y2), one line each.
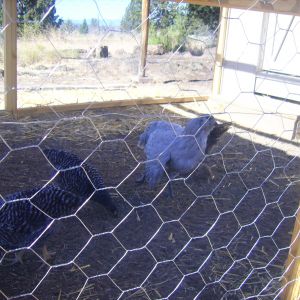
138 120 183 149
0 185 82 250
43 149 118 217
138 115 231 194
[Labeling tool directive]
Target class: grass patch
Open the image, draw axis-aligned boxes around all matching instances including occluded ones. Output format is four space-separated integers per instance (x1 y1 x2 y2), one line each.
17 30 90 67
19 42 59 66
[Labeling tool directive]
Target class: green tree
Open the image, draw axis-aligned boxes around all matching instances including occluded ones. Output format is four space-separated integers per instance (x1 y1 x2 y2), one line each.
90 18 100 32
187 5 220 31
61 19 76 34
18 0 62 30
121 0 182 31
79 19 89 34
121 1 219 32
150 2 181 29
0 0 62 33
120 0 142 31
151 14 188 52
90 18 99 28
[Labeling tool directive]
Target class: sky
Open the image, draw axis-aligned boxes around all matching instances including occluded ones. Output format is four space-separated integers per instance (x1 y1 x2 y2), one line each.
56 0 130 22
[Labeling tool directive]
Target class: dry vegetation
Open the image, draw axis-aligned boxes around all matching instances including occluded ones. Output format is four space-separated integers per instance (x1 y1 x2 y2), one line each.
0 30 215 109
17 30 139 66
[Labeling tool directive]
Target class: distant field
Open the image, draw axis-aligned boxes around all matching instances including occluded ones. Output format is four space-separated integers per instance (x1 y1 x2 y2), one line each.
0 31 215 109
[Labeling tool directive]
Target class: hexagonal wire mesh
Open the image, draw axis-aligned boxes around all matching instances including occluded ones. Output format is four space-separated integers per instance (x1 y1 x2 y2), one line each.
0 1 300 299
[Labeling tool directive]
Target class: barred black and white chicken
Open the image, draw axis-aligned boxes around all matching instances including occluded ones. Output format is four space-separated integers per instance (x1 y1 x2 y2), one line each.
43 149 118 217
0 185 83 250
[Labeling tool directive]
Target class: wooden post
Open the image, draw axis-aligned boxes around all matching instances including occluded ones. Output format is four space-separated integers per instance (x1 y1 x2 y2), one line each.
212 7 228 96
282 207 300 300
3 0 17 114
139 0 150 78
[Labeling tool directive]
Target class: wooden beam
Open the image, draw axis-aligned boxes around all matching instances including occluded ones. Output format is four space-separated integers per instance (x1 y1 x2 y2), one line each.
212 7 228 96
139 0 150 77
15 96 209 118
3 0 17 115
168 0 300 17
282 206 300 300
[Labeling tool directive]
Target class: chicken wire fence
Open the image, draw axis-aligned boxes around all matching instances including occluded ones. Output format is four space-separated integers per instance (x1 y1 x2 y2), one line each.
0 1 300 300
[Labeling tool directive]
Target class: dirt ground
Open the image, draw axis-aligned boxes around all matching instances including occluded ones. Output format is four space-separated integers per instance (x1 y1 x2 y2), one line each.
0 103 299 300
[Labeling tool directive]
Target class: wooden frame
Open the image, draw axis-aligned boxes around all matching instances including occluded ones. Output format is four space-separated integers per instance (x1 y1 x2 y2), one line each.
15 96 209 118
281 207 300 299
3 0 17 115
256 12 270 73
139 0 150 77
212 7 228 95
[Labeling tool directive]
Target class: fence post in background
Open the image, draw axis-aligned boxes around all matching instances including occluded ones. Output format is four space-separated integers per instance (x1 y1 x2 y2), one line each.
139 0 150 78
212 7 228 96
282 206 300 299
3 0 17 115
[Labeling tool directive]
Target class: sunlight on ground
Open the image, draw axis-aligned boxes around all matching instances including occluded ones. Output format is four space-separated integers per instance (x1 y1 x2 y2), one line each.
162 95 300 157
